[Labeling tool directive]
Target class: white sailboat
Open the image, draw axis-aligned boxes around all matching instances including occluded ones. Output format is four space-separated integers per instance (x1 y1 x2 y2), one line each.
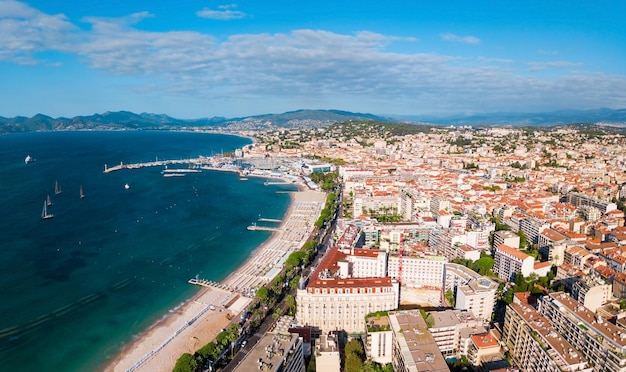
41 200 54 220
80 185 85 199
55 180 62 195
46 194 52 207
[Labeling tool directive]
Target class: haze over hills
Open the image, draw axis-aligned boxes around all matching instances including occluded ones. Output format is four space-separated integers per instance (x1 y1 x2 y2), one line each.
390 108 626 127
1 108 625 134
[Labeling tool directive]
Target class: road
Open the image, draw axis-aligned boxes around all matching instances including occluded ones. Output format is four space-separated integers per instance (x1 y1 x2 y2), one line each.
220 302 289 372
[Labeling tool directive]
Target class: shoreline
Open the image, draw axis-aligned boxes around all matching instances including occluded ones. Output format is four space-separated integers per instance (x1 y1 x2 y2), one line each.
104 184 325 372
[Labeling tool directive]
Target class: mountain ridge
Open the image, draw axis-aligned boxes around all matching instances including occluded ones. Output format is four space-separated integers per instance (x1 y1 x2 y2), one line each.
1 108 626 134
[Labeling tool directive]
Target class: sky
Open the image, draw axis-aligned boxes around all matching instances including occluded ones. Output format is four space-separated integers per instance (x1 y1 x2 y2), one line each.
1 0 625 119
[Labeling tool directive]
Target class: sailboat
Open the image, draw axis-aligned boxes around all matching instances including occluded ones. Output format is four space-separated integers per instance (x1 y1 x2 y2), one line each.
55 180 62 195
80 185 85 199
46 194 52 207
41 200 54 220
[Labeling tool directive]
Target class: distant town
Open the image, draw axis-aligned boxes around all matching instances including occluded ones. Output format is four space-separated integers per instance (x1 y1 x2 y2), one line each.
203 120 626 372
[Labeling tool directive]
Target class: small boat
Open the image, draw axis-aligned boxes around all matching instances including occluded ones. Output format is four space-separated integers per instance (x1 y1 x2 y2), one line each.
25 155 32 164
46 194 52 207
124 183 130 190
41 200 54 220
55 180 62 195
80 185 85 199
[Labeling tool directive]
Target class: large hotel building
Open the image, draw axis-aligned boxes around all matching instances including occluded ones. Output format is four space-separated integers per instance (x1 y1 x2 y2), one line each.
296 247 400 334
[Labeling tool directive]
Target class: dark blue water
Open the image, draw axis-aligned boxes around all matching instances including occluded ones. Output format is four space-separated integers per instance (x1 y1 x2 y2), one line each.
0 131 295 371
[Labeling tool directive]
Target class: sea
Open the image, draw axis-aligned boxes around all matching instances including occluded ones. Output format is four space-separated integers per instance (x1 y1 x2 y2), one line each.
0 130 296 371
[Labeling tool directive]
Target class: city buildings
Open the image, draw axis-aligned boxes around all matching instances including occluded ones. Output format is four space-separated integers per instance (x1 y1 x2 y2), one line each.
539 292 626 371
502 295 592 371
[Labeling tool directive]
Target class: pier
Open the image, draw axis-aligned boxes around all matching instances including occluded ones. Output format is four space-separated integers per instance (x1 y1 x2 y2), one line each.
188 278 216 288
258 218 282 223
247 225 280 232
103 157 226 173
263 181 291 186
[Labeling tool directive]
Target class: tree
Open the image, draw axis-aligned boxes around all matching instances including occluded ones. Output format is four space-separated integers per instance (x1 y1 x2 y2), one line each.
196 342 220 360
173 353 197 372
445 289 456 307
345 339 365 360
471 256 495 275
256 286 270 304
285 294 297 315
345 353 363 372
286 251 307 271
289 275 301 289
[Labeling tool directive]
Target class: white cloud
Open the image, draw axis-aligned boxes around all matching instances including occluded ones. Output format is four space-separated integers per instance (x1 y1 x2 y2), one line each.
1 1 625 115
441 33 481 45
527 61 582 71
0 0 76 64
196 4 246 20
538 49 559 56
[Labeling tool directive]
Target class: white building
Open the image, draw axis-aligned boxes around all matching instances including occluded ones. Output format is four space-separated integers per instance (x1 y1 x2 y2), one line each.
296 248 399 334
456 277 498 322
494 244 535 282
387 253 446 289
444 264 497 322
492 230 521 249
427 310 485 358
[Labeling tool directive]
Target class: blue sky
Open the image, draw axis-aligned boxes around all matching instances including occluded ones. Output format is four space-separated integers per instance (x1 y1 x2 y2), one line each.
1 0 625 118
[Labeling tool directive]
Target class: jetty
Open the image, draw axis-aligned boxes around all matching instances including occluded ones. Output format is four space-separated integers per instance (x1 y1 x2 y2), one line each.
103 157 222 173
258 218 282 223
247 225 280 232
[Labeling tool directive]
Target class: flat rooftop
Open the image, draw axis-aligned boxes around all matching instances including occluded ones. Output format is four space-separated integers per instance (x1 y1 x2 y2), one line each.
233 332 301 372
388 310 449 372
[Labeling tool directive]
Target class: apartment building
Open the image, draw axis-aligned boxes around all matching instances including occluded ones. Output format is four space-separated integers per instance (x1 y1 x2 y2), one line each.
467 332 501 367
456 277 498 322
568 192 618 214
538 228 568 265
388 311 450 372
564 245 593 269
336 224 365 249
296 247 399 334
445 263 497 321
492 230 521 250
364 313 393 364
494 244 534 281
519 216 550 245
539 292 626 371
571 276 612 312
427 310 485 358
613 272 626 299
502 299 592 372
466 229 491 251
314 333 341 372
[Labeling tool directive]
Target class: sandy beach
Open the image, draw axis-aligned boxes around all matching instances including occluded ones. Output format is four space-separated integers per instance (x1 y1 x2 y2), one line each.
105 188 325 372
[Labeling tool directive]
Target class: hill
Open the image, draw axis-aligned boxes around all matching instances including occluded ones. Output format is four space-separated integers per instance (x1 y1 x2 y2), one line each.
0 109 387 133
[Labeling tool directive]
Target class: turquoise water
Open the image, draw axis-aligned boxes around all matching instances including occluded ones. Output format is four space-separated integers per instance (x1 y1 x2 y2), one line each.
0 131 295 371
